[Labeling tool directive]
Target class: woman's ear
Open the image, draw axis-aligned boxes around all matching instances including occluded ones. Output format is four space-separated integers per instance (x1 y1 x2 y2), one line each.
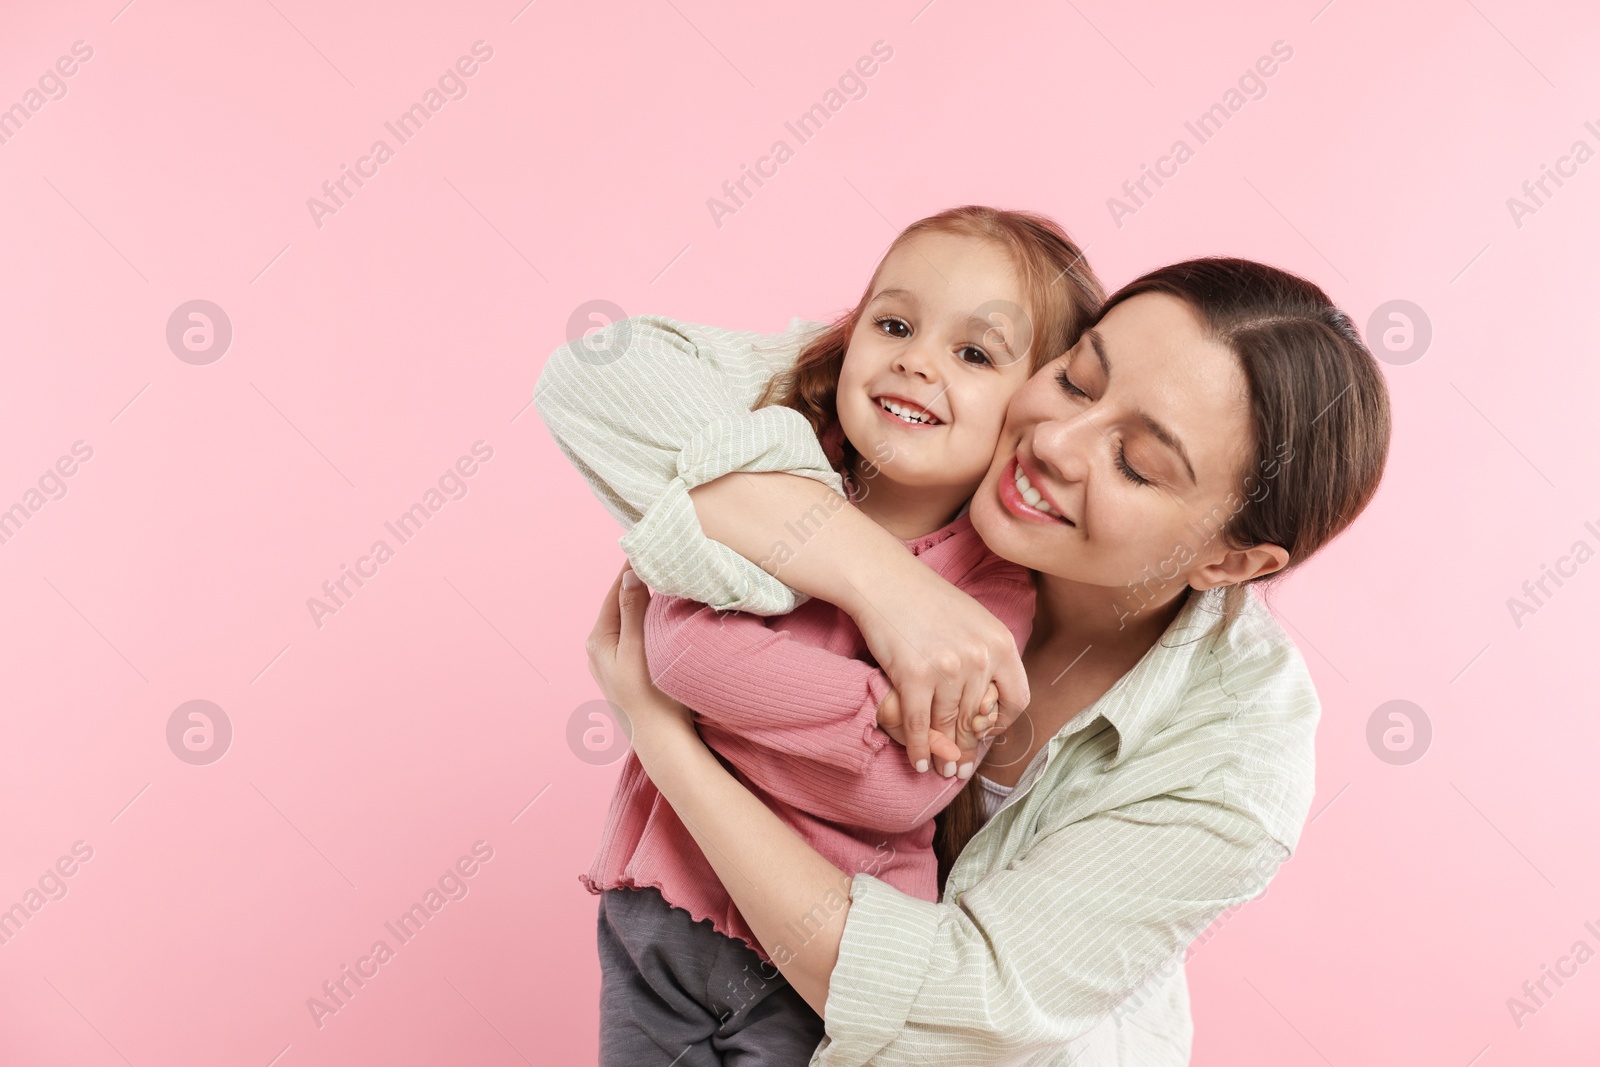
1187 543 1290 591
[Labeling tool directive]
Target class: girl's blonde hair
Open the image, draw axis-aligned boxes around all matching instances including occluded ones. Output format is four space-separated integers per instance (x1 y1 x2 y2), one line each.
757 205 1105 474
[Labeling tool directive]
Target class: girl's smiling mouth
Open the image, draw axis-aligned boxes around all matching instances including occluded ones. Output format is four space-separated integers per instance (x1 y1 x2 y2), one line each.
873 394 944 427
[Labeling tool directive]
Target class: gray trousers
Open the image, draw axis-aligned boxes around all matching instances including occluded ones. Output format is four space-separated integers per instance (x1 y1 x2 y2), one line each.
597 886 825 1066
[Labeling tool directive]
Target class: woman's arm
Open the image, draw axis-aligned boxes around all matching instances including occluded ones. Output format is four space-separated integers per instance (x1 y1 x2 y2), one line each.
590 571 1291 1059
815 799 1285 1065
535 314 840 616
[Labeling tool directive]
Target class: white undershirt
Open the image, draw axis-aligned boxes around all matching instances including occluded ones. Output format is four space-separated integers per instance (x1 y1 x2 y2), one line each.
974 773 1016 825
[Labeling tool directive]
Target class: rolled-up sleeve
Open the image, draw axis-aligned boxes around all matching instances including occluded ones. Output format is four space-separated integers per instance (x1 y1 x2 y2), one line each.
534 314 840 615
814 791 1288 1066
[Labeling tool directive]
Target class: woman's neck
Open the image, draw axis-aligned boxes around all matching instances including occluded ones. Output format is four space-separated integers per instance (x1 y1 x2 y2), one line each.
849 461 974 541
975 576 1193 789
1028 572 1189 667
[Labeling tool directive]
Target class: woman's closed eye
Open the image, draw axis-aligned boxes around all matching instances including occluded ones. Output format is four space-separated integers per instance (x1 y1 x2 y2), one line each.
1056 368 1153 486
1115 443 1150 485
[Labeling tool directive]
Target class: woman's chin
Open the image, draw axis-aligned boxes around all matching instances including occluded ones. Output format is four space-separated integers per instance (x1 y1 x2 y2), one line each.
968 485 1016 552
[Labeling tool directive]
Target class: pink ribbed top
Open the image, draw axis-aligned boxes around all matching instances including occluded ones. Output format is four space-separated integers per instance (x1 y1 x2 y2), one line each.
580 513 1036 958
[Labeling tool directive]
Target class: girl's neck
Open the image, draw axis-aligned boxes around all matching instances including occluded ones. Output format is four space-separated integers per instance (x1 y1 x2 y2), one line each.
848 459 974 542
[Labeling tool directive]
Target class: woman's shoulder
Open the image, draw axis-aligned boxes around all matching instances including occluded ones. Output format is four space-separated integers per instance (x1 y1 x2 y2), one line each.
1201 590 1319 709
1176 587 1321 846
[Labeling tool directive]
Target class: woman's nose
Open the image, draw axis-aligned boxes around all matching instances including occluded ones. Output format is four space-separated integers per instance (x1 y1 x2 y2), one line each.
1030 410 1097 484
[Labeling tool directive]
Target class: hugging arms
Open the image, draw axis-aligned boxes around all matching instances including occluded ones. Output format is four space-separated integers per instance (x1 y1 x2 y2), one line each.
540 216 1391 1065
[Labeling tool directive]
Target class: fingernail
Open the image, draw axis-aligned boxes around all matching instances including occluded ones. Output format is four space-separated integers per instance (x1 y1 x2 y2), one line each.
621 569 641 589
915 759 929 774
957 762 974 779
942 761 956 778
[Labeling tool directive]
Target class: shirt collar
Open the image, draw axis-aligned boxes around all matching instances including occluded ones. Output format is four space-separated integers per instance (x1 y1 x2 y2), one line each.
1049 586 1232 768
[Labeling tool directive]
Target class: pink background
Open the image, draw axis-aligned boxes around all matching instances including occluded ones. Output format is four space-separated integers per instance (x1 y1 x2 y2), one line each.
2 0 1596 1063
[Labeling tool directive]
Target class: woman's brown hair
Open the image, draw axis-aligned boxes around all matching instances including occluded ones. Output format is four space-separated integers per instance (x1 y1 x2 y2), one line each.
933 257 1393 893
758 205 1104 474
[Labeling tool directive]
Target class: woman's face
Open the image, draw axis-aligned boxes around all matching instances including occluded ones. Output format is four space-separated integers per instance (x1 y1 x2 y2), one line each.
969 292 1260 600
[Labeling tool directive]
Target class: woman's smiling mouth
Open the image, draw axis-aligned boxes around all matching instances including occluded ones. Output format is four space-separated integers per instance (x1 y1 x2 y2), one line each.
999 456 1071 524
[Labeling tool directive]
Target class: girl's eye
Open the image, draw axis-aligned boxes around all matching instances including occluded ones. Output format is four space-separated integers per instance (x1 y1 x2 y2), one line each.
1116 442 1150 486
876 316 911 338
958 345 993 366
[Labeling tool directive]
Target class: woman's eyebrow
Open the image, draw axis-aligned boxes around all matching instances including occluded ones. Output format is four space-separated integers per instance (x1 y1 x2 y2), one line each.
1140 412 1197 486
1087 329 1111 379
1088 328 1198 486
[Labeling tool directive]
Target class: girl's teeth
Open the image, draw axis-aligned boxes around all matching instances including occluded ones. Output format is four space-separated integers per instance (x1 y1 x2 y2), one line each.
880 399 933 424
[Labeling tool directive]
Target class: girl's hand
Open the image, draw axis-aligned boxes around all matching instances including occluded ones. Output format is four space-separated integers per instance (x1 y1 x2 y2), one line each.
878 682 1000 778
587 566 697 748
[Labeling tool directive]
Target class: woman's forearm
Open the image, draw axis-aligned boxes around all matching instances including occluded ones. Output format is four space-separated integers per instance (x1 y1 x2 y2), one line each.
632 723 850 1015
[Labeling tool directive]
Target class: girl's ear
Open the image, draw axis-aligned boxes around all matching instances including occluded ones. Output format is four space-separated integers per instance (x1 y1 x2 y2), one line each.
1187 543 1290 591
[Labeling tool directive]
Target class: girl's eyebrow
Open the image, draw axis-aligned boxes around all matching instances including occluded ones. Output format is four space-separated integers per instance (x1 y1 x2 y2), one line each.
966 314 1016 355
870 287 917 305
1084 329 1198 486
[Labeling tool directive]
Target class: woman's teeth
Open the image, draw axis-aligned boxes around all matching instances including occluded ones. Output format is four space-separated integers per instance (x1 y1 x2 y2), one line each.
1013 463 1061 518
878 398 938 425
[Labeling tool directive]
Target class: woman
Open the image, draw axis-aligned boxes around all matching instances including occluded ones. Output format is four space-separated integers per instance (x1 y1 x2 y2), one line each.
539 255 1392 1064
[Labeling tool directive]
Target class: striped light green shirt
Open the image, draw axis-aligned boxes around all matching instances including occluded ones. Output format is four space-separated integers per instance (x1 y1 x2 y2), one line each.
536 317 1321 1066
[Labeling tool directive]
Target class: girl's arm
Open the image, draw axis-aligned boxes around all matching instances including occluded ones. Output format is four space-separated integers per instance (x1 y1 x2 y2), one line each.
537 316 1032 773
644 592 917 772
697 726 976 836
645 530 1035 774
642 544 1036 829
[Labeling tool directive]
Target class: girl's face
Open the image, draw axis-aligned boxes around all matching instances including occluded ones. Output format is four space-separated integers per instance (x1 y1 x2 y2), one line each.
835 232 1036 496
970 292 1260 600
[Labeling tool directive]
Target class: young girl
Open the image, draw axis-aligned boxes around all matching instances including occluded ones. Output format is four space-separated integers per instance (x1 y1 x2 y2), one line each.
573 207 1104 1065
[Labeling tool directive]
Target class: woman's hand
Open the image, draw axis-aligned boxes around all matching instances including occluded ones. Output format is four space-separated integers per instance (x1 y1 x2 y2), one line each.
586 566 697 752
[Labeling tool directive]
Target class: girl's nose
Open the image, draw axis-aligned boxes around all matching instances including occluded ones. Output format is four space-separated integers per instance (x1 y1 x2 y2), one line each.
892 343 939 381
